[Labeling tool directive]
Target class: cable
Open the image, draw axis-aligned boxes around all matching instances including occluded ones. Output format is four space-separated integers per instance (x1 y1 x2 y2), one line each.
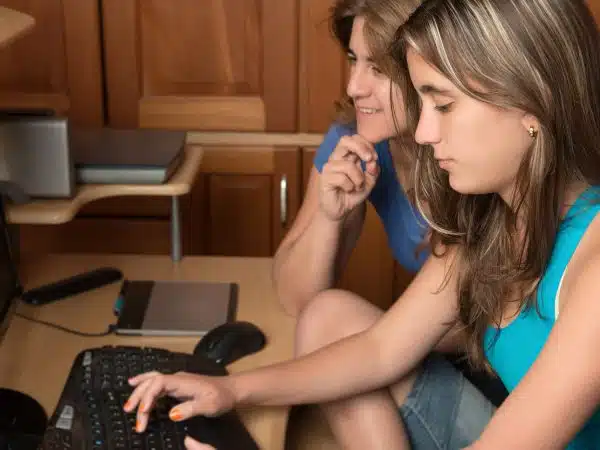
15 312 117 337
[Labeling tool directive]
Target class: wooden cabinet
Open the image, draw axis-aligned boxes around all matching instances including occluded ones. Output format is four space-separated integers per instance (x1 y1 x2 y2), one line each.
191 146 301 256
101 0 298 132
587 1 600 22
18 146 303 260
2 1 403 303
17 194 193 256
298 0 347 133
0 0 103 126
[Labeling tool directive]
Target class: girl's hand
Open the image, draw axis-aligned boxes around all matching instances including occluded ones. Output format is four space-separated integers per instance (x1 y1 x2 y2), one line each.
123 371 237 433
319 134 379 222
184 436 215 450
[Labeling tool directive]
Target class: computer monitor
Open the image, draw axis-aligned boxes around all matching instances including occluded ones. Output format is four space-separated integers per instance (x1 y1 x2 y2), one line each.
0 195 22 341
0 193 48 447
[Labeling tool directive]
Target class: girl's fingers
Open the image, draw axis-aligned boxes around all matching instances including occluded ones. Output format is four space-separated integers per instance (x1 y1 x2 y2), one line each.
184 436 216 450
124 376 157 413
128 371 161 387
136 376 170 432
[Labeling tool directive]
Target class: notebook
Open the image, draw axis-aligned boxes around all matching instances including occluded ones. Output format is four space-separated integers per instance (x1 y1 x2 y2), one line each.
115 280 238 336
69 128 185 185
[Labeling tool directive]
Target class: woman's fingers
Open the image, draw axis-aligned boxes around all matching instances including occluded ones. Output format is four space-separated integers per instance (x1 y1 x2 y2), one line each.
331 135 377 163
322 160 366 191
364 160 380 179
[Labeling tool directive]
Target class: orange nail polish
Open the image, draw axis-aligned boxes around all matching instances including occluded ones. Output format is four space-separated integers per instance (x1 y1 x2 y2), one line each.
169 409 183 421
139 403 145 412
135 419 141 432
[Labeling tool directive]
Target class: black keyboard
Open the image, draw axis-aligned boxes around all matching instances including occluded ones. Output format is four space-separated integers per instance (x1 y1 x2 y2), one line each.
40 346 259 450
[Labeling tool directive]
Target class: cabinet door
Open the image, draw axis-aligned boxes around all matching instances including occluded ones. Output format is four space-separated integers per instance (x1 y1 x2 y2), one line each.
302 148 396 309
102 0 297 132
190 146 301 256
0 0 104 126
587 0 600 22
298 0 347 133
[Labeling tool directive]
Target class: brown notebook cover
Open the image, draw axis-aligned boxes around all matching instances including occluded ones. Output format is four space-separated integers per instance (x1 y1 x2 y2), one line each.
70 128 186 184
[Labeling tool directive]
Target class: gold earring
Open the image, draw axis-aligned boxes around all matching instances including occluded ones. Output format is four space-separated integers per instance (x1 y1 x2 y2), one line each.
528 126 538 139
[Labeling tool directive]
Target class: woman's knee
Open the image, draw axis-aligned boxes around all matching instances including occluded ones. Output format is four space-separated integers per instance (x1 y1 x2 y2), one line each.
295 289 383 357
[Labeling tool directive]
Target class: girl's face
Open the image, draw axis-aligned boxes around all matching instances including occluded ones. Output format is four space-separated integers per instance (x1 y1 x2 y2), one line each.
406 47 537 203
346 17 406 143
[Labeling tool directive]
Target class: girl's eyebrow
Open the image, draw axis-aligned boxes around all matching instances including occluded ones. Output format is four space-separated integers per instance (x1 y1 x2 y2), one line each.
418 84 452 95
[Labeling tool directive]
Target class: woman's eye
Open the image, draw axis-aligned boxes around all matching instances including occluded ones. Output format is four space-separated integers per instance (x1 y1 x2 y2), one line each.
346 54 357 65
371 65 382 74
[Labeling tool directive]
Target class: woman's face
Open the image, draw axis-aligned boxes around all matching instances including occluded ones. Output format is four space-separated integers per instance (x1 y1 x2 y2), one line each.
346 16 406 143
406 47 536 203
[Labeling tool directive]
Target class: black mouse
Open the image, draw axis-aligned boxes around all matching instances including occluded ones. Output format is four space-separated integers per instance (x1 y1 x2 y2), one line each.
193 321 266 366
0 388 47 450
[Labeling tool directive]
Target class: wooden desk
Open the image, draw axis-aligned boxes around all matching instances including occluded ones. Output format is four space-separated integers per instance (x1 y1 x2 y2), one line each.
0 254 295 450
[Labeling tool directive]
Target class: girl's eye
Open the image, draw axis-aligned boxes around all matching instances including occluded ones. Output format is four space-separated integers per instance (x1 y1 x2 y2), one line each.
347 53 357 64
435 103 453 113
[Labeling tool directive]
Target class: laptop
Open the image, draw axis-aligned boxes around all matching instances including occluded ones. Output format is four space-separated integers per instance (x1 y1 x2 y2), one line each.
115 279 238 336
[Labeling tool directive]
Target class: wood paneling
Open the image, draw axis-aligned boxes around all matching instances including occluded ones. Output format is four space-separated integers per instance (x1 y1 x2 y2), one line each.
102 0 297 132
587 0 600 23
207 174 272 256
190 146 301 257
0 0 103 125
139 96 265 131
298 0 346 133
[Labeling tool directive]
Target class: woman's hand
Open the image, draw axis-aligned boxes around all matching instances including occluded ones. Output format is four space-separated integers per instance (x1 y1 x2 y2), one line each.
123 371 237 433
319 134 379 222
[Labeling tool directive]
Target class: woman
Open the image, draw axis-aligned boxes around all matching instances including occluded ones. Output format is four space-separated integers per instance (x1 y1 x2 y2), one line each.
274 0 425 317
274 0 432 447
125 0 600 448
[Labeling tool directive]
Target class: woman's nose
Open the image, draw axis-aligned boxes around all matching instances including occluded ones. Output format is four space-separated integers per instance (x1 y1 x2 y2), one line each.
346 65 370 99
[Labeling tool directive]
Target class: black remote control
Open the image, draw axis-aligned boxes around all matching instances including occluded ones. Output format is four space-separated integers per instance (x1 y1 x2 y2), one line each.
21 267 124 305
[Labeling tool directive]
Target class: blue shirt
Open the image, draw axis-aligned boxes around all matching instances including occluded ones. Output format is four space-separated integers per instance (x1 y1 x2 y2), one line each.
313 123 428 272
484 187 600 449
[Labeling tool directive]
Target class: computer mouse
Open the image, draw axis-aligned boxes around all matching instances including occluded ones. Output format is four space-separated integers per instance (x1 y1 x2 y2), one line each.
193 321 266 366
0 389 47 450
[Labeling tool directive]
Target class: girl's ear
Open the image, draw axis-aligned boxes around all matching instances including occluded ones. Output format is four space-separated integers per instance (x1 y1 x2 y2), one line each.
521 113 540 138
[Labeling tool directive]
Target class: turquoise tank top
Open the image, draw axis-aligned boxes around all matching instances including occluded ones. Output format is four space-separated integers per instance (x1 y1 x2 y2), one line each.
484 187 600 449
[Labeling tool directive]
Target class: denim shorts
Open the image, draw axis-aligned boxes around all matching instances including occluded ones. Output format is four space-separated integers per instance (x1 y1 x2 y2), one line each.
399 354 496 450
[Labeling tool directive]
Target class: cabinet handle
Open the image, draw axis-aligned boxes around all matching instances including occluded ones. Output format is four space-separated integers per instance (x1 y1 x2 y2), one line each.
280 175 288 226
